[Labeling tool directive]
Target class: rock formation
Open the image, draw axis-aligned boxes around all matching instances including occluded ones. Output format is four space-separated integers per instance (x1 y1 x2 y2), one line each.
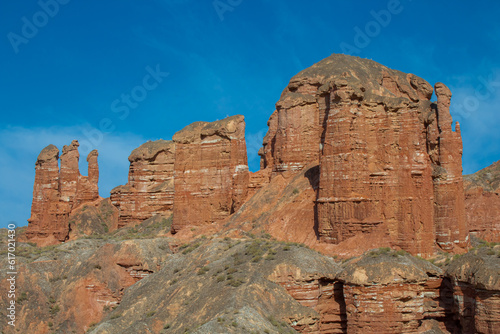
171 115 249 233
259 54 467 255
432 83 467 251
18 53 500 334
111 140 175 228
26 140 100 245
337 252 452 333
26 144 65 243
464 160 500 242
446 248 500 334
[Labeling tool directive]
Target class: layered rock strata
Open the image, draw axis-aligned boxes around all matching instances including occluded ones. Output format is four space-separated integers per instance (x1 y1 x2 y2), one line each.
110 140 175 228
431 83 467 250
337 254 452 334
464 160 500 242
171 115 249 232
260 54 467 255
26 140 100 245
446 250 500 334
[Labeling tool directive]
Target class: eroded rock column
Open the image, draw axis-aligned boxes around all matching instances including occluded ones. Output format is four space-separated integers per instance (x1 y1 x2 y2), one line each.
432 83 467 250
26 140 100 245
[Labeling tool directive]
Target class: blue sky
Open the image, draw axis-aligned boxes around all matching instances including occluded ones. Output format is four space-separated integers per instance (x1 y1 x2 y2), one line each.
1 0 499 229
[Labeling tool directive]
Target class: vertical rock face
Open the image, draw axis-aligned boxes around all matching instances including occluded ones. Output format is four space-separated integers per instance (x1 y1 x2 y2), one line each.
110 140 175 228
171 115 249 233
432 83 467 250
26 145 65 242
59 140 80 205
87 149 99 185
260 54 467 255
338 254 452 334
446 251 500 334
258 110 278 170
464 160 500 242
26 140 100 245
75 149 100 207
268 263 345 333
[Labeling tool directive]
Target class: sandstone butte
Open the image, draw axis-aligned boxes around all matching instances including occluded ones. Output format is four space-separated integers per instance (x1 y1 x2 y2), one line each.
26 54 498 254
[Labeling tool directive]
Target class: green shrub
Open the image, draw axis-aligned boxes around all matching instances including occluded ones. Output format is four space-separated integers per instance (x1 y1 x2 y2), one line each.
16 292 27 303
197 266 209 275
228 278 244 287
49 304 60 315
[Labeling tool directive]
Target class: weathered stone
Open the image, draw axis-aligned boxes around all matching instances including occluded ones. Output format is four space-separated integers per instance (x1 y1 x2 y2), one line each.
26 140 100 245
338 252 449 334
464 160 500 242
111 140 175 228
74 150 100 208
171 115 249 233
446 249 500 333
432 83 467 251
259 54 467 256
26 144 64 244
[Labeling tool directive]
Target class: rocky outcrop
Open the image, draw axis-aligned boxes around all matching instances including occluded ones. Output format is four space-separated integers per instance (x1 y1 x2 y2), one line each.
26 140 100 245
464 160 500 242
110 140 175 228
258 54 467 256
171 115 249 233
337 252 454 334
446 248 500 334
268 262 345 333
0 238 170 334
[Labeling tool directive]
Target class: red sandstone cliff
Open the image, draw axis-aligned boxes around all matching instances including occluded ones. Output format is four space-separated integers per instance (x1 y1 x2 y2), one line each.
258 54 467 256
171 115 249 233
464 160 500 242
111 140 175 228
26 140 100 246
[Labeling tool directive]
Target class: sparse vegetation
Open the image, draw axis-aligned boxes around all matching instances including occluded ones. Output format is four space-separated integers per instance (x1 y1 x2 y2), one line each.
16 292 27 303
181 241 202 255
197 266 209 275
49 304 60 316
227 278 245 287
